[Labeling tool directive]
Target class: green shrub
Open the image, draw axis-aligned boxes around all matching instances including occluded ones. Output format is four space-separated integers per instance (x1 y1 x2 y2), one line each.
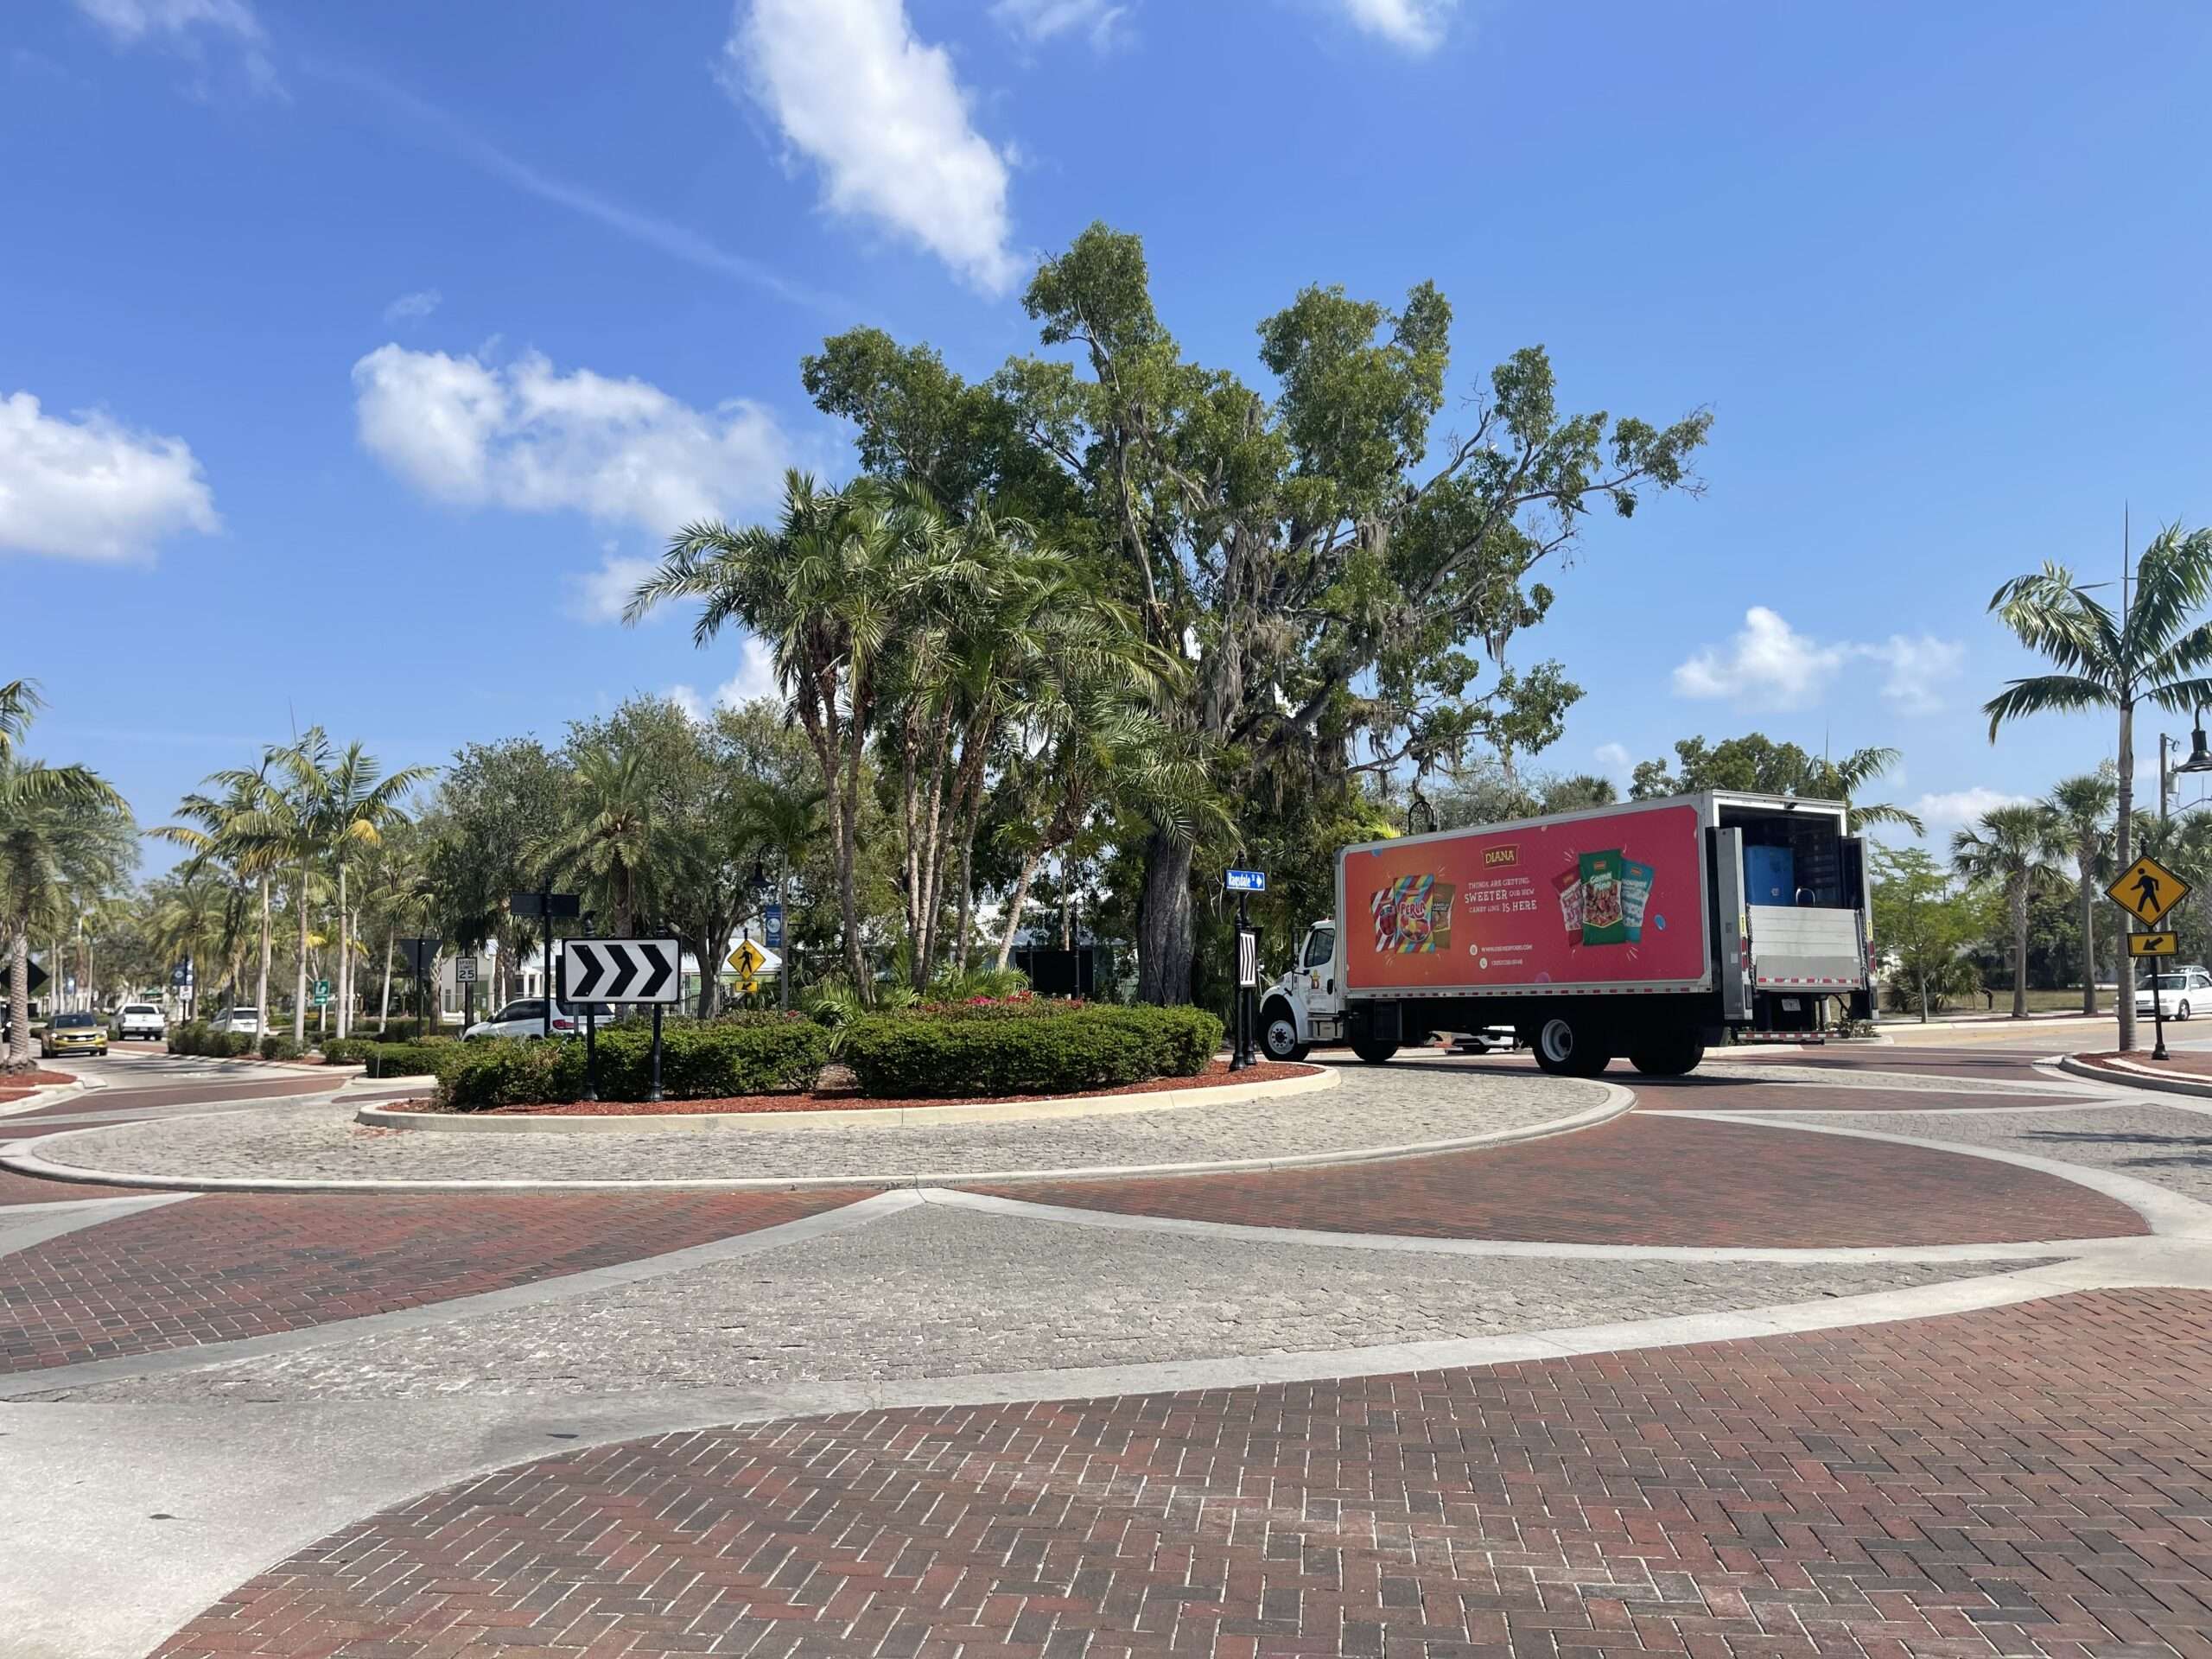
258 1034 302 1062
321 1037 455 1077
841 1001 1223 1098
435 1014 829 1110
168 1022 257 1058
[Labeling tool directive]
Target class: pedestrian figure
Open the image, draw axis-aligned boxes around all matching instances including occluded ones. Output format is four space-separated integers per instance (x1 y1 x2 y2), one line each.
2133 869 2164 916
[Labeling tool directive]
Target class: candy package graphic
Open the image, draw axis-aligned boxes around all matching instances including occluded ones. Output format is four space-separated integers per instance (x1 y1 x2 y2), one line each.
1370 874 1455 953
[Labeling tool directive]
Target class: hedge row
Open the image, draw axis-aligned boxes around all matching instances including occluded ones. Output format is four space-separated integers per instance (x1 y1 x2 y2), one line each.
168 1023 258 1058
437 1014 830 1110
321 1037 457 1077
840 1002 1222 1098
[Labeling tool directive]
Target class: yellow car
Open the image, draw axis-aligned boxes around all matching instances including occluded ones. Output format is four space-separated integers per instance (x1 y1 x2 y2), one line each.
40 1012 110 1058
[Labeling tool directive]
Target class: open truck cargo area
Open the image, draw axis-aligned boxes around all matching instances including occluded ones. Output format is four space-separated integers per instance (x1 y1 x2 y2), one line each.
1258 791 1873 1077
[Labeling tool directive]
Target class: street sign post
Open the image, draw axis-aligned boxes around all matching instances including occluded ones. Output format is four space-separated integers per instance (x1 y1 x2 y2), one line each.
2129 932 2180 959
312 978 330 1007
510 891 581 1039
728 937 766 1001
454 957 477 1032
559 938 683 1101
2106 855 2192 1060
1225 869 1266 1070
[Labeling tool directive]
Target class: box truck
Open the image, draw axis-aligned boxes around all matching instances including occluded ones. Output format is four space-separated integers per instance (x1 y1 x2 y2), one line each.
1258 791 1873 1077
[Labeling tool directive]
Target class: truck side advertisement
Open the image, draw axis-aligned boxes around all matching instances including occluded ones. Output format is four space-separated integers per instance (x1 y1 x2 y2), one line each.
1343 803 1708 991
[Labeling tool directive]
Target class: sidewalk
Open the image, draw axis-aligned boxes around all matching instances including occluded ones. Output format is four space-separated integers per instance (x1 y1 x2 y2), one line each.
2059 1048 2212 1098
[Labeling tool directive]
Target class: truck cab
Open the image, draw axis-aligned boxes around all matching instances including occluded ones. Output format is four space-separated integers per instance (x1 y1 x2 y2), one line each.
1262 921 1341 1062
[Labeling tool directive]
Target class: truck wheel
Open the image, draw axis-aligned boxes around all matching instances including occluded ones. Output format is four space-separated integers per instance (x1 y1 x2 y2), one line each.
1629 1033 1705 1077
1533 1014 1611 1077
1349 1036 1399 1065
1261 1002 1310 1064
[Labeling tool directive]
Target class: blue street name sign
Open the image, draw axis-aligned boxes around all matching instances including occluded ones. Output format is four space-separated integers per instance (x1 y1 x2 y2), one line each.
1225 869 1268 893
763 904 785 949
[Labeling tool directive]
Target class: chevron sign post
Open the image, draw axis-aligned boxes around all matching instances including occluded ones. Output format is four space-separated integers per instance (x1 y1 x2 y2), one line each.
558 938 682 1004
557 938 683 1102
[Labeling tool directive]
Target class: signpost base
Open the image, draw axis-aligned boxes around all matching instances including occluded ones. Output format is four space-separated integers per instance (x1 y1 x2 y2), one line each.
649 1004 664 1103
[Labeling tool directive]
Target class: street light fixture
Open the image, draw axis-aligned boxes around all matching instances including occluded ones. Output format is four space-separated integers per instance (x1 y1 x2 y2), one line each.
2177 710 2212 775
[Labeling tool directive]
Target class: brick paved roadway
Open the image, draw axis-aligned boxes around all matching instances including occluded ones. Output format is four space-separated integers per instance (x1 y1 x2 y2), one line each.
156 1288 2212 1659
0 1189 862 1373
978 1114 2150 1247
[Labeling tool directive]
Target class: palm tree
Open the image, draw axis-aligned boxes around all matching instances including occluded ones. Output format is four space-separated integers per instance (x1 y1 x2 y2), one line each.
631 472 903 996
153 760 288 1031
1951 804 2063 1020
1800 747 1924 836
529 740 657 938
146 868 234 1025
256 730 432 1044
2046 770 2117 1015
1986 524 2212 1048
0 688 133 1070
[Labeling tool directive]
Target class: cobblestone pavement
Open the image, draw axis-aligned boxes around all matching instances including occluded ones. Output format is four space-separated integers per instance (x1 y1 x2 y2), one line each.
977 1111 2151 1246
154 1288 2212 1659
11 1034 2212 1658
47 1203 2018 1402
1785 1101 2212 1206
5 1065 1605 1187
0 1189 861 1373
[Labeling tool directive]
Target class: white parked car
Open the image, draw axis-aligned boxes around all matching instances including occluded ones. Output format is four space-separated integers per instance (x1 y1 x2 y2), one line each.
209 1007 263 1038
2136 969 2212 1021
115 1003 166 1041
463 998 604 1040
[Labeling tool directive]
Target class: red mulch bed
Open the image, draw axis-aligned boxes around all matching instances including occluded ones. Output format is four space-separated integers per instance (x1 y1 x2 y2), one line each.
0 1069 76 1097
384 1058 1320 1117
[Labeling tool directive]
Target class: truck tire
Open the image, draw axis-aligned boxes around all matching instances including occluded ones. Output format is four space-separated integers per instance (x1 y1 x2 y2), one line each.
1629 1032 1705 1077
1349 1036 1399 1065
1532 1014 1611 1077
1261 1001 1310 1063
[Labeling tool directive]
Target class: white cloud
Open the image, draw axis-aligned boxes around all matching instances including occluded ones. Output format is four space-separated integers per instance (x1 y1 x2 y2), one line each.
72 0 280 94
992 0 1130 50
667 637 782 721
1866 633 1966 715
1592 741 1633 775
565 548 661 626
727 0 1023 294
1336 0 1456 53
353 345 789 531
383 289 442 324
0 389 219 562
1673 607 1964 715
1914 787 2032 830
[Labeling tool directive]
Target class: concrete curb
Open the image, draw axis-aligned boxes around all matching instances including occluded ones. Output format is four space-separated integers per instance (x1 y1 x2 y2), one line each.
0 1078 1634 1195
2058 1052 2212 1098
0 1069 107 1121
352 1065 1338 1133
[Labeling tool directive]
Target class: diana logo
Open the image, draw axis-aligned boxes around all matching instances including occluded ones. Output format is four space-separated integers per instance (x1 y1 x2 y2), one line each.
1484 846 1519 868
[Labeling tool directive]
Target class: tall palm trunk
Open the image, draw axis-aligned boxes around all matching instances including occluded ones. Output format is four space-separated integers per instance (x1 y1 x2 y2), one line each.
292 867 310 1044
5 925 29 1071
336 863 350 1039
995 849 1046 972
2117 705 2138 1049
255 877 271 1027
2076 848 2098 1015
378 930 395 1033
2011 881 2030 1020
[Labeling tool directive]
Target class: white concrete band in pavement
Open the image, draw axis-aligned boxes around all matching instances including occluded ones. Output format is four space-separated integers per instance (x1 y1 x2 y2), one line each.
0 1193 193 1262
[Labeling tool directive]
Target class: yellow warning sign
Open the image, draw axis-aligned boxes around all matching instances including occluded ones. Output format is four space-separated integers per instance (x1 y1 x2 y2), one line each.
728 938 766 976
2128 931 2180 959
2107 855 2192 926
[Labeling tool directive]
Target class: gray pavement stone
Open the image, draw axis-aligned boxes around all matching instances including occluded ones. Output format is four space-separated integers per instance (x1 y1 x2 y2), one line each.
1786 1102 2212 1204
44 1204 2030 1403
12 1065 1604 1186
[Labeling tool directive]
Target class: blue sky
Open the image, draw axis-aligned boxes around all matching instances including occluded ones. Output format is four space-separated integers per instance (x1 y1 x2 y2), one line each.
8 0 2212 874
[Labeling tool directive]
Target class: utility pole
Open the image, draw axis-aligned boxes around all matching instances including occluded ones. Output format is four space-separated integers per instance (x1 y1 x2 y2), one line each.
2163 733 2175 821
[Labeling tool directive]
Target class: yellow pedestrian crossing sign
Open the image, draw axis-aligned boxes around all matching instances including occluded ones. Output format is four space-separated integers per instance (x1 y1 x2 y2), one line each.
728 938 766 976
2107 855 2191 926
2128 931 2180 959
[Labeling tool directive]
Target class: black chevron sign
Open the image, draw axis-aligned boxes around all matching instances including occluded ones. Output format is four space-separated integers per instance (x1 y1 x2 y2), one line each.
558 938 682 1004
